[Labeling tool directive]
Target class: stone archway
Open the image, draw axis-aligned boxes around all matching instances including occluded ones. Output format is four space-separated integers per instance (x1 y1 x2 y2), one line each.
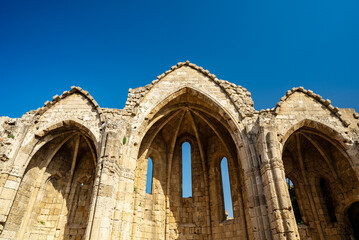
132 87 249 240
282 126 359 240
3 125 97 240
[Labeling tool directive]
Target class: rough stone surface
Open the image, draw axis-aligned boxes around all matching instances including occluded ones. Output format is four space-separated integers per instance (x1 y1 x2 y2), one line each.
0 62 358 240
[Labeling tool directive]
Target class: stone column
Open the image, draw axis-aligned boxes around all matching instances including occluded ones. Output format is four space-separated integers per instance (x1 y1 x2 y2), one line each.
86 131 122 240
241 137 272 240
86 128 136 240
258 125 300 240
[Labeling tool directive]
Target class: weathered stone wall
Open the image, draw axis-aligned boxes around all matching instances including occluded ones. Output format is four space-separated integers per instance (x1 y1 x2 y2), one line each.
0 62 358 240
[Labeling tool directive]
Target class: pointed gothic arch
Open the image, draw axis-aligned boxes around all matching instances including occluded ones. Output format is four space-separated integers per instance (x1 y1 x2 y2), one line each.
3 123 98 240
133 86 250 239
281 122 359 239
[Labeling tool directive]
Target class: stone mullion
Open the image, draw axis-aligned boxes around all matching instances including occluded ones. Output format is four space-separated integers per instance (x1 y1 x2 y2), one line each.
260 128 299 240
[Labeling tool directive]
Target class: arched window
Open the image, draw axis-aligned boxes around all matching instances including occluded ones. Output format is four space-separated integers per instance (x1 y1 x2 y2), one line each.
320 178 337 222
182 142 192 197
286 178 304 224
221 157 233 219
145 158 153 194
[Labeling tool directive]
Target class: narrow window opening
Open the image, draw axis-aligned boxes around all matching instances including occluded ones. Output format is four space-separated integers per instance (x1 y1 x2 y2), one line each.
286 178 304 224
320 178 337 223
145 158 153 194
221 157 233 219
182 142 192 197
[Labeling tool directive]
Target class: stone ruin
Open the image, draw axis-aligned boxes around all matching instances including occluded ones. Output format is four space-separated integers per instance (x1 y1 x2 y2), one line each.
0 61 359 239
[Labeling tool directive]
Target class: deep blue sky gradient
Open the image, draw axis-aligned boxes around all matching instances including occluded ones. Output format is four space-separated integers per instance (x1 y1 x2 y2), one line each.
2 0 357 222
1 0 358 117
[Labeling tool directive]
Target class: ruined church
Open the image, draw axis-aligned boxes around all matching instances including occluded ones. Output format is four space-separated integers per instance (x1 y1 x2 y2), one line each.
0 61 359 240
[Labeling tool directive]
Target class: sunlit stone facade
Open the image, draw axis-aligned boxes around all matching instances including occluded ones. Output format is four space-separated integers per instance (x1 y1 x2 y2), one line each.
1 62 359 239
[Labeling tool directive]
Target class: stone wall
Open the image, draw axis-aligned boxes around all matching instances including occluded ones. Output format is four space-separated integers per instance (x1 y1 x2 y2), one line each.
0 62 358 239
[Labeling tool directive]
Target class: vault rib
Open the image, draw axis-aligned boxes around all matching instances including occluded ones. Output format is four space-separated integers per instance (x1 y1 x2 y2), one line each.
295 134 325 240
300 132 344 189
17 133 76 240
145 107 184 133
55 134 81 238
190 109 233 159
26 130 78 168
165 109 186 240
143 109 182 154
82 135 97 166
187 110 212 239
299 129 350 160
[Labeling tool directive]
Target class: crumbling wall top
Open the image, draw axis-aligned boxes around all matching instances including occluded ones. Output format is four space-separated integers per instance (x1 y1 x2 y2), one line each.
274 86 351 127
123 61 255 118
35 86 105 124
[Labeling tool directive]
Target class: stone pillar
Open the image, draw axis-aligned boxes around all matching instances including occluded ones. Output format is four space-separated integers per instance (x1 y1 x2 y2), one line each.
86 131 122 240
258 126 300 240
86 129 136 240
110 160 135 240
241 138 272 240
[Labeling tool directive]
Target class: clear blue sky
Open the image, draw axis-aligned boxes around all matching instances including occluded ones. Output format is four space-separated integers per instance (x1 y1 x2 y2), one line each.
1 0 358 118
2 0 357 221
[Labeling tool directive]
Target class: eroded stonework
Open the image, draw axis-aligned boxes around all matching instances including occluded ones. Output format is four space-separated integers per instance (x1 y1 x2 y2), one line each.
0 61 359 240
